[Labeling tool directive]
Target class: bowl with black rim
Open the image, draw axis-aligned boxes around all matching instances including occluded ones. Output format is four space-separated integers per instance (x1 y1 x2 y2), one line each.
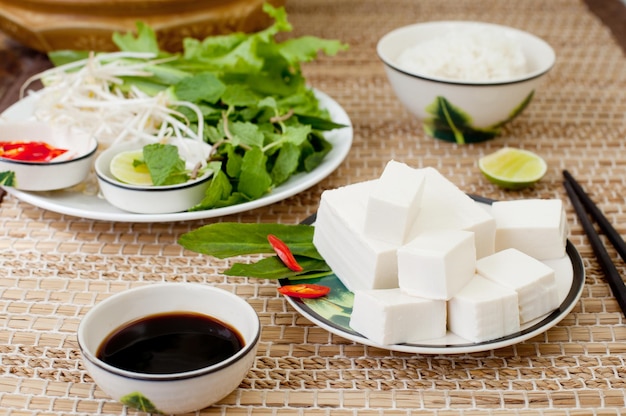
0 121 98 191
77 282 261 414
377 20 555 144
94 139 213 214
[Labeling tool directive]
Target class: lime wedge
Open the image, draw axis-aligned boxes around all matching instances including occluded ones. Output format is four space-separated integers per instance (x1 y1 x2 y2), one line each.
478 147 547 190
109 149 153 186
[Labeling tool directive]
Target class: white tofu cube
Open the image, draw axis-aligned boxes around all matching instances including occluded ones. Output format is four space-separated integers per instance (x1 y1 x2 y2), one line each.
313 181 399 292
410 167 496 258
364 160 426 245
349 288 446 345
448 275 521 343
492 199 568 260
397 229 476 300
476 248 559 323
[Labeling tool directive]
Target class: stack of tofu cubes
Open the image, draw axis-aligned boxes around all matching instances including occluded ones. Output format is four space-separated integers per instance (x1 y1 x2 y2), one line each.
313 161 568 345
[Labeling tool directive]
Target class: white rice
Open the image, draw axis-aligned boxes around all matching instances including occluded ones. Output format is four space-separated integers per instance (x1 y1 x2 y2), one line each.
396 27 528 82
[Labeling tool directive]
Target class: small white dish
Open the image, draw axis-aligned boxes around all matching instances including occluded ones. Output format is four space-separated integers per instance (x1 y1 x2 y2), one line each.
77 283 261 415
94 140 213 214
0 121 98 191
377 21 555 143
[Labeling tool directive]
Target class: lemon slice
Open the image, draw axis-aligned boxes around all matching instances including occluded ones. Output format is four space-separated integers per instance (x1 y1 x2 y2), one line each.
109 149 153 186
478 147 547 190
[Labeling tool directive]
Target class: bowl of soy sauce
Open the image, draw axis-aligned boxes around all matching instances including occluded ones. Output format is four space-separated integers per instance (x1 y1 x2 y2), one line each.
77 283 261 415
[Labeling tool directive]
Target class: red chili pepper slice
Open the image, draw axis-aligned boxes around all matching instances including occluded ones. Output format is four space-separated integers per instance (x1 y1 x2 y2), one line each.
0 141 68 162
267 234 303 272
278 283 330 299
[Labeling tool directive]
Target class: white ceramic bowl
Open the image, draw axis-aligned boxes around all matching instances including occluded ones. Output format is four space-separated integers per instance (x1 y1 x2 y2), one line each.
0 121 98 190
77 283 261 415
94 140 213 214
377 21 555 144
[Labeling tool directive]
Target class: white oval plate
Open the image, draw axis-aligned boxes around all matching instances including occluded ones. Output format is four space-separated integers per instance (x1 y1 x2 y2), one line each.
0 90 353 222
280 198 585 355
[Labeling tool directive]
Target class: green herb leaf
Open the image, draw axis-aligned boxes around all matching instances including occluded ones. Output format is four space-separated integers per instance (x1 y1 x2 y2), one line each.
48 50 90 66
228 121 265 148
282 125 312 146
112 21 161 55
295 114 348 131
179 222 330 280
225 256 330 279
300 131 333 172
142 143 189 186
178 222 322 259
174 72 226 104
270 142 300 185
238 146 272 199
224 144 243 178
190 168 232 210
221 84 261 107
278 36 349 66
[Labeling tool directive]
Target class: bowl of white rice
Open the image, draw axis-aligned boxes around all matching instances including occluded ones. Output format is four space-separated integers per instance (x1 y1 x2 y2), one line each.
377 21 555 144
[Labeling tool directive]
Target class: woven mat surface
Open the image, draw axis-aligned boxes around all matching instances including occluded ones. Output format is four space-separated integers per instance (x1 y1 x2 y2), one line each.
2 0 626 414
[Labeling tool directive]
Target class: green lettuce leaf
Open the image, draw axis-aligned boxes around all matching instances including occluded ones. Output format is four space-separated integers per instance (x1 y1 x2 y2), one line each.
50 3 349 211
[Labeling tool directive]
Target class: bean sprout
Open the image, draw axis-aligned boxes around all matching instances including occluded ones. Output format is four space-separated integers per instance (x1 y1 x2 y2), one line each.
21 51 210 170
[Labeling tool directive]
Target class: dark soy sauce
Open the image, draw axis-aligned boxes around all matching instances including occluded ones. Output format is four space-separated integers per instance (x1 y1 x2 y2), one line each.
96 312 244 374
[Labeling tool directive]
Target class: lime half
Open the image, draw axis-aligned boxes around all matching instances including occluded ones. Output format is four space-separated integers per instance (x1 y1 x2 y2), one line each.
110 149 153 186
478 147 547 190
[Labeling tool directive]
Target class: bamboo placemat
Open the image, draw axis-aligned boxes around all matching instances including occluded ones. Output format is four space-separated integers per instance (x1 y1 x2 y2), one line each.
2 0 626 414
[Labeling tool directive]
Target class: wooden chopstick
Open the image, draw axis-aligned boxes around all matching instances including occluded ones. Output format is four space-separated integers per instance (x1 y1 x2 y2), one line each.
563 170 626 317
563 170 626 263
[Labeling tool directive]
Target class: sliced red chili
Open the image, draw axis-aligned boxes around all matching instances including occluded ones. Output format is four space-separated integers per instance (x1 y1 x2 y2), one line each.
267 234 303 272
278 283 330 299
0 141 68 162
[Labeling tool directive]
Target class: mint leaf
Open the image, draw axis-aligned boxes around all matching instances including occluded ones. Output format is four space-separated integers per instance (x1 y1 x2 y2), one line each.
143 143 189 186
300 131 332 172
228 121 264 148
221 84 261 107
174 73 226 104
190 168 232 209
238 147 272 199
270 142 300 185
294 114 348 131
282 125 312 146
224 144 243 178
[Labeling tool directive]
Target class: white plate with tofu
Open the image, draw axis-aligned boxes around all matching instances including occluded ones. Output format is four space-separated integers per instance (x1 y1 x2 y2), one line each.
282 194 585 355
1 90 352 222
